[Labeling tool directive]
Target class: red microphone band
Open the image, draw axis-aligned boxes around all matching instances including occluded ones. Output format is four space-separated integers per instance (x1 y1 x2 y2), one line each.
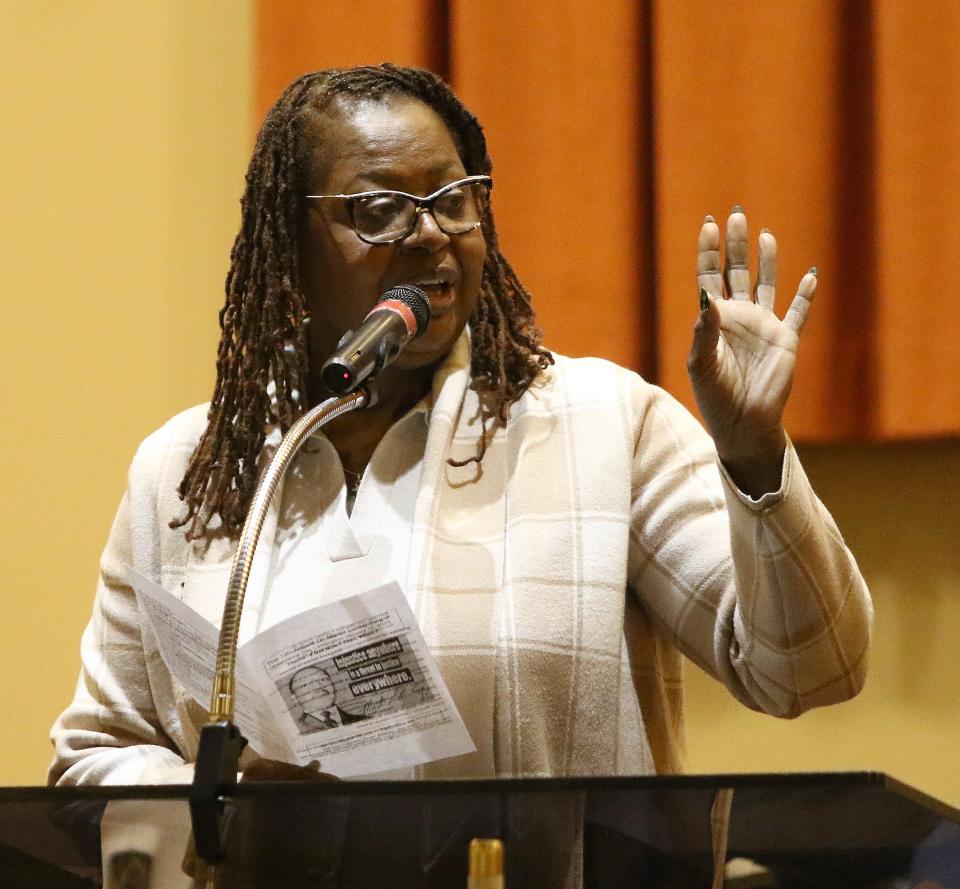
364 298 420 339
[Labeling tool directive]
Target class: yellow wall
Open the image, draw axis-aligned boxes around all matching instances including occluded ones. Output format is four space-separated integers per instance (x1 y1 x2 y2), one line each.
1 4 957 813
0 3 253 782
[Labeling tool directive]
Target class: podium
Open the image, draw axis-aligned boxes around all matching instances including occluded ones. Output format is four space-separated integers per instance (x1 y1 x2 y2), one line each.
1 772 958 887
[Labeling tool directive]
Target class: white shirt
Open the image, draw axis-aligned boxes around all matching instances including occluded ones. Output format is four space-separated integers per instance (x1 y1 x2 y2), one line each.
264 400 430 627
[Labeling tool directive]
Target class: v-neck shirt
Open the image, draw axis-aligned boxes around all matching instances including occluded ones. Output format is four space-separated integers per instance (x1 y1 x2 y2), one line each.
262 399 430 628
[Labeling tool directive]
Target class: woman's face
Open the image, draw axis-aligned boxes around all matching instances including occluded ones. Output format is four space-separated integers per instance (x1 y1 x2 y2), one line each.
300 96 487 378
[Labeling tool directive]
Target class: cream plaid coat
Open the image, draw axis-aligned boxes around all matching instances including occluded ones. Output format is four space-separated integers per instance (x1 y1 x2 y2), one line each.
50 333 872 786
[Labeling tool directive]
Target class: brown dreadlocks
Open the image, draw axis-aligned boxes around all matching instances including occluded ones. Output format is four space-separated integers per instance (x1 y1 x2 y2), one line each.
174 64 552 540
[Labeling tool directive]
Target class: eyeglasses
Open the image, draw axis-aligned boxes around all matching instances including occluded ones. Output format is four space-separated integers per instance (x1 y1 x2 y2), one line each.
305 175 492 245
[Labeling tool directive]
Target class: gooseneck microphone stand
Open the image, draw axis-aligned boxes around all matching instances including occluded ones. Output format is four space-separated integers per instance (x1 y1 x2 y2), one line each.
188 286 430 885
189 387 372 883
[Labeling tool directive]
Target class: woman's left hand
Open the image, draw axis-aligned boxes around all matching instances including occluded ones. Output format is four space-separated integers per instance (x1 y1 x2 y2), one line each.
240 757 340 782
687 207 816 498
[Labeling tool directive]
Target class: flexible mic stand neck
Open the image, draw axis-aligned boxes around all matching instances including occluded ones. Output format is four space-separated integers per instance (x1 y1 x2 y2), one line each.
189 387 372 879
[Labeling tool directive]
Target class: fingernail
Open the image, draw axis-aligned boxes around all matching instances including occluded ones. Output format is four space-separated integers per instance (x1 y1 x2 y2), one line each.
760 227 771 234
704 214 715 224
808 266 818 277
700 287 710 312
731 204 744 214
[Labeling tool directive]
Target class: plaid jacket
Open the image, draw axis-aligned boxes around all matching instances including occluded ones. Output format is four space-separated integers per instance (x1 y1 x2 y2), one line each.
50 333 872 785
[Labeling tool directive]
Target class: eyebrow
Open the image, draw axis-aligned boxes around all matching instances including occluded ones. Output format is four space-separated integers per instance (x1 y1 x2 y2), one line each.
338 161 468 193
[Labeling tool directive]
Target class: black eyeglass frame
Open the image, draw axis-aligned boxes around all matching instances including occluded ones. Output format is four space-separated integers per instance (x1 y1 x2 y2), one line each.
305 175 493 245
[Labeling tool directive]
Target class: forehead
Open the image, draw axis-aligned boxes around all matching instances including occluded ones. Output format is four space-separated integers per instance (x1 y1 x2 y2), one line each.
308 96 466 192
292 668 330 688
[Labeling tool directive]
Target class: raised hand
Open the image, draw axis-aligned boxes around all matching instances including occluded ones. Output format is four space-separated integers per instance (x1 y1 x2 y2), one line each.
687 207 816 497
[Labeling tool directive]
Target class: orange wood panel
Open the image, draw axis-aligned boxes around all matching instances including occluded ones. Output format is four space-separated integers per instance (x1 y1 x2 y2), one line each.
254 0 448 123
873 1 960 438
450 0 652 374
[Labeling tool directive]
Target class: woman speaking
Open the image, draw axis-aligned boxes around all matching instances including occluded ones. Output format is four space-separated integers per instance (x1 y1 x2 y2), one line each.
49 64 871 787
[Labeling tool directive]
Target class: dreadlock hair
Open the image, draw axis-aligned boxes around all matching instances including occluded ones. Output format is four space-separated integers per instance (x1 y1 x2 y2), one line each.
173 63 553 540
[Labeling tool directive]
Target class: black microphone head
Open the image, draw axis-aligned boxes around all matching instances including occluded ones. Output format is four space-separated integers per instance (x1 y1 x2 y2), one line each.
379 284 430 337
319 285 432 395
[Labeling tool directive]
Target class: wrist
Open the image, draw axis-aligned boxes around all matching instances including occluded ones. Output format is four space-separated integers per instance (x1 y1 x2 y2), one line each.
714 428 787 499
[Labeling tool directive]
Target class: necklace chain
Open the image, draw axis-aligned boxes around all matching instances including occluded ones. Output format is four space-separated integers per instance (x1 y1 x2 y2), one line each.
343 466 364 492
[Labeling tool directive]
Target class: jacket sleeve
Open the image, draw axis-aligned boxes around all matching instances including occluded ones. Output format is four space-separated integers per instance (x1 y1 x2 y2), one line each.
627 384 873 718
48 458 188 786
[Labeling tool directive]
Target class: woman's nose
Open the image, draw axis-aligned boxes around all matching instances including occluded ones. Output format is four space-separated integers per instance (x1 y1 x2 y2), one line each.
399 207 450 252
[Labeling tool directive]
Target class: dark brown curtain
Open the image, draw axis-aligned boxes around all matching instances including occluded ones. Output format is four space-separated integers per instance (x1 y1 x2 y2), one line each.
256 0 960 441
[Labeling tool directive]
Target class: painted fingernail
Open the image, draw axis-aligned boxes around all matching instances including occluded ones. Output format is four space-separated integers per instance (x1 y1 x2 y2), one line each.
704 214 715 224
732 204 744 214
700 287 710 312
808 266 818 277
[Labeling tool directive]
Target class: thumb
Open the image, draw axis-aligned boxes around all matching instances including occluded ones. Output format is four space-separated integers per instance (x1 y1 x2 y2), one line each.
687 288 721 378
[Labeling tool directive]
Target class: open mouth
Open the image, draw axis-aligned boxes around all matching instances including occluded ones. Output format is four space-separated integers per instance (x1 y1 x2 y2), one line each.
403 273 456 315
417 280 453 292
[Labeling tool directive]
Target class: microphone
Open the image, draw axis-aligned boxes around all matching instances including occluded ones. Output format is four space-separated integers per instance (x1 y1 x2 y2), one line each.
321 285 430 394
191 294 432 874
